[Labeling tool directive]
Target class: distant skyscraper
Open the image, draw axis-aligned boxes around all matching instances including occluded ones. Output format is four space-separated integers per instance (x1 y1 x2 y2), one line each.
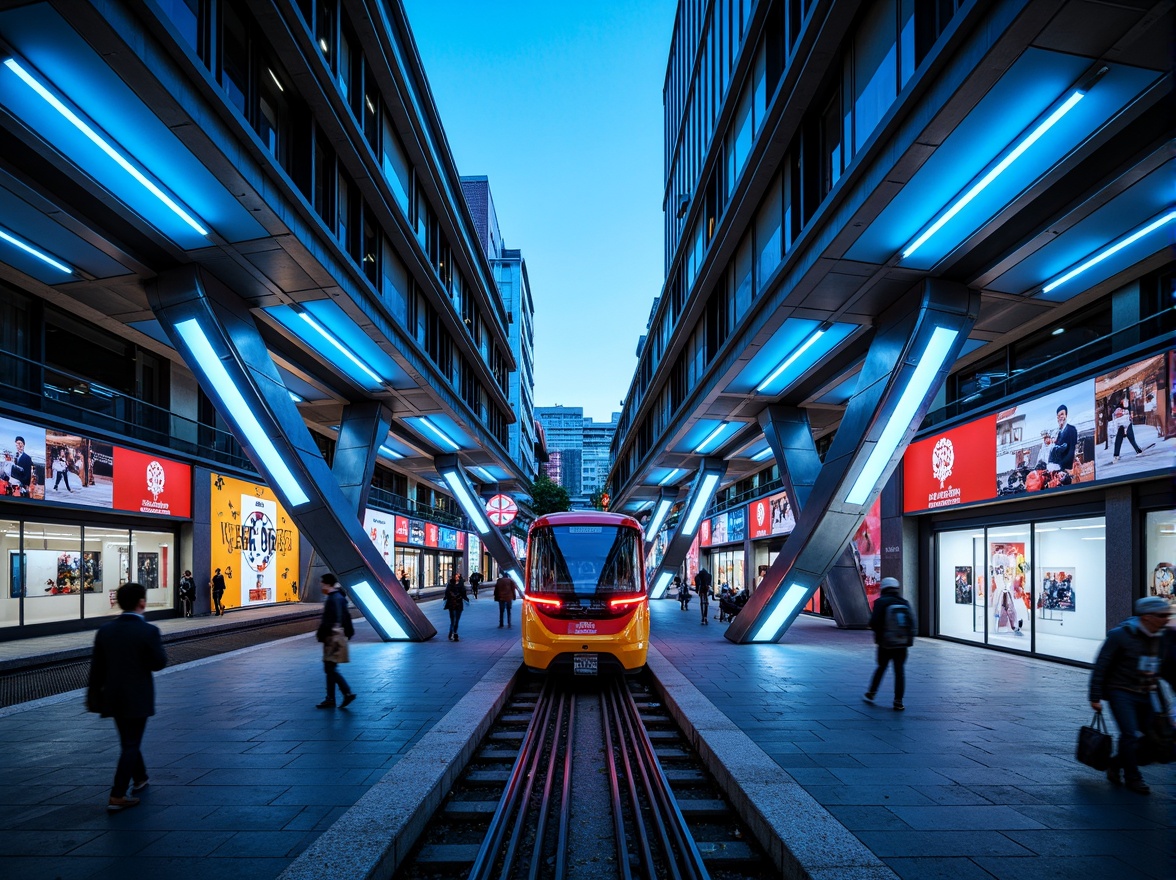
535 406 584 497
582 413 620 497
462 176 539 482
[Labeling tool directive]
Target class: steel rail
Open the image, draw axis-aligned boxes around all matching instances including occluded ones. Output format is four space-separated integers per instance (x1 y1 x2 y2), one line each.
528 691 569 880
605 681 657 879
467 678 555 880
497 688 561 879
554 695 576 880
616 677 710 880
600 685 635 880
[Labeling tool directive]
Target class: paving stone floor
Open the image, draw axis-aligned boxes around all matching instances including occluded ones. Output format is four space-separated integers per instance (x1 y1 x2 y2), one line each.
649 598 1175 880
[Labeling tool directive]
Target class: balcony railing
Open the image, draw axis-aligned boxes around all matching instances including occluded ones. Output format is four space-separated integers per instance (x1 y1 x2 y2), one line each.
366 485 470 530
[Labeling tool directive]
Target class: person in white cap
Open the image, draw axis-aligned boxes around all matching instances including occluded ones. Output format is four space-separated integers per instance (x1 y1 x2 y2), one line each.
864 577 915 711
1089 595 1172 794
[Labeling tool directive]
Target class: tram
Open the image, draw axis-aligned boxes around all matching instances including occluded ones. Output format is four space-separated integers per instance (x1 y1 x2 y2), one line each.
521 510 649 674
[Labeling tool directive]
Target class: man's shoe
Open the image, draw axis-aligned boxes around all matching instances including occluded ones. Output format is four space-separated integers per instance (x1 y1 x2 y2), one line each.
1125 778 1150 795
340 693 357 709
315 700 336 709
1106 766 1122 786
498 623 504 628
863 692 875 703
453 633 460 642
131 779 149 793
107 795 140 812
893 701 905 711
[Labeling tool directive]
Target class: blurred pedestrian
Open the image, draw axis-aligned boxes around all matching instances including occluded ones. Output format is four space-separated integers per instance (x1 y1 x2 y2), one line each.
87 582 167 811
676 575 689 610
210 568 226 616
469 570 482 599
694 568 712 625
494 570 515 628
1089 596 1171 794
178 570 195 618
864 577 915 711
316 573 356 709
444 572 470 641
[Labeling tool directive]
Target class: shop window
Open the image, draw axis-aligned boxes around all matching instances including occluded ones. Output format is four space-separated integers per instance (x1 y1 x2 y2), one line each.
938 528 984 644
21 522 82 626
985 527 1032 653
1145 510 1176 613
133 529 175 612
0 518 19 628
83 527 131 621
1034 518 1105 662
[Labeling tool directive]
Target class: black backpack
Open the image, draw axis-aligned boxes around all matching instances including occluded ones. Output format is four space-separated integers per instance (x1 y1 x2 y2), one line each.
881 602 915 648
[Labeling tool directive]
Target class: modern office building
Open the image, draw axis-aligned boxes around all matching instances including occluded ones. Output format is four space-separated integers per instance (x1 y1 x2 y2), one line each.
610 0 1173 661
582 413 620 498
536 406 585 497
461 176 540 483
0 0 528 640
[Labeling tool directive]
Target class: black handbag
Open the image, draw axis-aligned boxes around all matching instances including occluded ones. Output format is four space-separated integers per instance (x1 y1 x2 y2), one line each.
1076 711 1112 770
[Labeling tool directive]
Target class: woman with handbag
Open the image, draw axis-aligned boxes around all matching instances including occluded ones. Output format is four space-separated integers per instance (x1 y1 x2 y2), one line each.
444 573 469 641
316 573 356 709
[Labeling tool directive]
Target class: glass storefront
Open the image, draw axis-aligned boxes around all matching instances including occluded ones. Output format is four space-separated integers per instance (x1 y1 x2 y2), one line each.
1 517 177 630
1145 509 1176 611
936 516 1105 663
708 547 745 596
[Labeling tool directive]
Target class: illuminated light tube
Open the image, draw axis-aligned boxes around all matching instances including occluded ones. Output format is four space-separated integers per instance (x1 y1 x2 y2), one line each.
419 417 461 452
680 472 721 536
526 593 562 608
845 326 959 505
609 594 647 610
756 328 827 393
288 390 303 403
1042 211 1176 294
751 582 809 642
0 227 72 273
650 570 674 599
349 580 408 640
694 421 729 454
902 91 1085 260
174 318 309 506
471 466 495 483
645 497 673 539
378 444 403 460
508 570 524 590
658 468 683 487
297 312 383 387
440 470 492 535
750 447 774 462
4 59 209 238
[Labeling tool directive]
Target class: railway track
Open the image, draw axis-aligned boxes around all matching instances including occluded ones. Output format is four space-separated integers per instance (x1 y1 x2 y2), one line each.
396 672 773 880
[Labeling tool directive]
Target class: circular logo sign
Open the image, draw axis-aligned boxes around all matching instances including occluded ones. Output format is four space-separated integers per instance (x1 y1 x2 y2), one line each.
486 493 518 526
242 509 277 573
931 437 955 488
146 460 166 500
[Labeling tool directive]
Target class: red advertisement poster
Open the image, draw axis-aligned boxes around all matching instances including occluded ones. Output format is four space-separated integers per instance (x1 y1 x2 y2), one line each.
748 498 771 539
699 519 711 547
112 446 191 517
424 522 439 547
395 516 409 542
903 415 997 513
456 531 466 550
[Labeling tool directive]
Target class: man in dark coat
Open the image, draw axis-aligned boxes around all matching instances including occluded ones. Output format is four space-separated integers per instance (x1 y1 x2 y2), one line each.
864 577 914 711
88 582 167 811
493 571 515 627
210 568 226 615
694 568 712 625
178 570 196 618
1047 403 1079 472
316 573 356 709
1090 596 1171 794
469 570 483 599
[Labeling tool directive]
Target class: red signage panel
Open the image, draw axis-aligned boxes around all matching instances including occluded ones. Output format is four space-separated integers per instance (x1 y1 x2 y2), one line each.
424 522 439 548
748 498 771 539
395 516 409 542
903 415 997 513
112 446 191 517
699 519 711 547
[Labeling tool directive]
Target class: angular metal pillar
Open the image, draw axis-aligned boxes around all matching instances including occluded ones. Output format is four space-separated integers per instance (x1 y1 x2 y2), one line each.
434 455 524 595
759 406 870 628
333 401 393 514
647 458 726 598
147 266 436 641
727 279 979 643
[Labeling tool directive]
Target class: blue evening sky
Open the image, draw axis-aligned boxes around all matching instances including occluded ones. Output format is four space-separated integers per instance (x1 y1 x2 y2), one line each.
403 0 678 423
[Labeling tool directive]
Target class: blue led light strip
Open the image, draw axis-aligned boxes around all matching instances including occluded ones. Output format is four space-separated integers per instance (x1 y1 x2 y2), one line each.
349 580 408 639
440 469 491 535
694 421 729 454
1042 211 1176 294
0 227 72 273
750 447 774 462
650 570 674 599
658 468 683 487
4 59 209 238
756 328 827 393
752 582 809 642
645 498 673 539
903 91 1085 260
681 472 721 535
419 418 461 451
378 444 403 460
173 318 309 506
296 312 384 387
845 326 958 505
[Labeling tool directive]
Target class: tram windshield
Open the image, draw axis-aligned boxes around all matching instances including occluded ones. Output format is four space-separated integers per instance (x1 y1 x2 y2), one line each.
528 525 642 596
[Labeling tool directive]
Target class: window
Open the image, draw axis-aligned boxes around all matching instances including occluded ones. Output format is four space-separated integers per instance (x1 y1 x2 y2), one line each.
820 88 843 195
258 60 289 166
381 118 411 214
733 231 753 322
381 239 408 323
159 0 201 55
220 3 250 116
852 0 898 152
756 174 782 291
313 127 336 228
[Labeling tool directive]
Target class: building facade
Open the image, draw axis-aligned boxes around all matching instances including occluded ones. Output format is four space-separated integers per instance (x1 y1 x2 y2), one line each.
0 0 527 639
536 406 585 497
582 413 620 498
610 0 1173 656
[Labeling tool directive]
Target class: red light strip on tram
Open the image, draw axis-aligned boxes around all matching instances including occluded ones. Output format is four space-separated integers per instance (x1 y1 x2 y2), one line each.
525 594 563 609
608 595 648 611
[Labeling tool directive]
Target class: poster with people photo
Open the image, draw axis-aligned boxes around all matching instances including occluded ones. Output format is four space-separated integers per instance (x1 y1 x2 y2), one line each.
954 566 974 604
1038 568 1076 615
44 431 115 508
995 379 1095 495
988 542 1029 637
0 417 45 500
136 552 159 590
1094 354 1172 479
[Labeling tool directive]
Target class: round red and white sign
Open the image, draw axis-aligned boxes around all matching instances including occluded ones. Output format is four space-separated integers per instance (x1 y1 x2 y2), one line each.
486 493 518 526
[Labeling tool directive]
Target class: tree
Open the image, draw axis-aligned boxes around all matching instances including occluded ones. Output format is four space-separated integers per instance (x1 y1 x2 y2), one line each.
529 475 571 516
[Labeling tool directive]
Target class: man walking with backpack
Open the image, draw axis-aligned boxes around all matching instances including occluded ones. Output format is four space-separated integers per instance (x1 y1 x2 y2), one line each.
864 577 915 711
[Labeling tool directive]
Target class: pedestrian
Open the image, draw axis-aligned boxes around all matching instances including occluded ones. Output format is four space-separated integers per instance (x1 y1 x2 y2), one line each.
210 567 226 616
1089 596 1171 794
316 573 356 709
864 577 915 711
694 568 712 625
494 570 515 628
178 570 195 618
86 581 167 812
444 572 469 640
469 570 483 599
675 575 689 610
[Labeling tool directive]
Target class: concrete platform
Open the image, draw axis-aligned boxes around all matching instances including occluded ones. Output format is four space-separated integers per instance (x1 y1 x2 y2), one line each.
0 593 1171 880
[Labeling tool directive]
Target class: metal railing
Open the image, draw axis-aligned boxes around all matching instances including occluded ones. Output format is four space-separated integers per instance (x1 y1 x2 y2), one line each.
366 485 470 530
